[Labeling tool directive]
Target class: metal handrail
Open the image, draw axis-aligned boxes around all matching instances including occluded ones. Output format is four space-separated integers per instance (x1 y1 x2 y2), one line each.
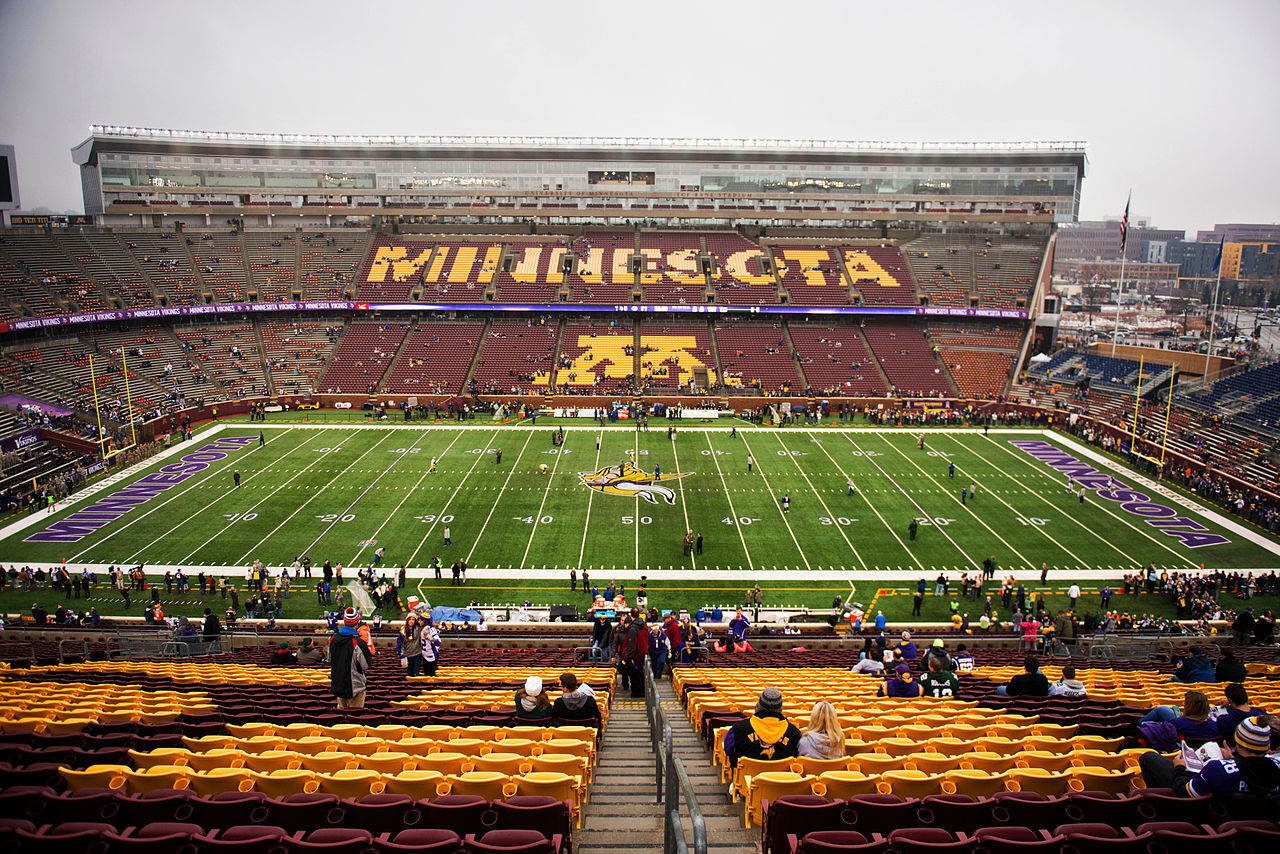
644 664 708 854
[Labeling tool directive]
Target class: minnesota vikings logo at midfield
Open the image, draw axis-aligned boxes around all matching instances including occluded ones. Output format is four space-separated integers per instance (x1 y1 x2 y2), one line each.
578 462 691 504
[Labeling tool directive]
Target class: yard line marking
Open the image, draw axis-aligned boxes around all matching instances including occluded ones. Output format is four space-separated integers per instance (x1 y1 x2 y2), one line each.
230 430 407 566
977 433 1198 566
72 428 298 562
872 432 1035 569
946 434 1143 567
576 432 605 571
932 434 1092 567
704 431 754 569
521 432 568 569
122 429 337 565
841 432 979 570
739 433 811 570
774 433 865 569
671 433 695 570
405 429 501 569
466 429 536 564
347 429 465 566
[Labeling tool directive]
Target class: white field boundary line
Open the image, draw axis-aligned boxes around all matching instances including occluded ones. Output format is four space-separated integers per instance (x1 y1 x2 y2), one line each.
873 433 1037 570
521 430 569 570
576 432 606 571
347 430 466 567
236 423 1053 433
230 431 406 566
773 433 865 569
958 434 1150 569
739 432 811 571
124 430 338 565
66 428 298 563
0 423 229 543
805 434 920 571
704 431 754 569
925 435 1095 569
465 429 537 565
405 429 502 568
1050 432 1280 560
842 433 979 571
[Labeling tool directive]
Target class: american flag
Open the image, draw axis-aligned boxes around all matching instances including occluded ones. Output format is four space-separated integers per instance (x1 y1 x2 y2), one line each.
1119 193 1131 253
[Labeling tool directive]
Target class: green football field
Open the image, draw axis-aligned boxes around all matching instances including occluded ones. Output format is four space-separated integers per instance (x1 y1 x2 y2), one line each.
4 418 1277 585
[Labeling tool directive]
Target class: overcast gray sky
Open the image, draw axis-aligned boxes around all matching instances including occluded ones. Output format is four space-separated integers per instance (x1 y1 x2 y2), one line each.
2 0 1277 234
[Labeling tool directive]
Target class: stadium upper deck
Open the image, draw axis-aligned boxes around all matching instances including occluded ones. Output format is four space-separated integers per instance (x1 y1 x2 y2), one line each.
71 127 1086 228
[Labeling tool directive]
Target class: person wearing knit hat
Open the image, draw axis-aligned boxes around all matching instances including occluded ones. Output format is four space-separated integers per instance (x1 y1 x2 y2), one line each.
268 640 296 666
723 686 801 768
877 663 922 699
329 606 372 709
1139 714 1280 797
515 675 551 721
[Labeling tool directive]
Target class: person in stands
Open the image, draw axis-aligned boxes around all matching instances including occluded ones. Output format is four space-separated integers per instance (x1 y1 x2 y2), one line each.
997 655 1049 697
515 675 552 721
1171 646 1216 683
724 687 802 768
1216 649 1248 683
920 654 959 698
798 701 845 760
1138 690 1221 747
851 648 886 675
1139 716 1280 797
268 641 296 665
329 607 373 709
878 663 921 699
297 636 326 665
551 672 600 721
1215 683 1268 743
1048 665 1088 697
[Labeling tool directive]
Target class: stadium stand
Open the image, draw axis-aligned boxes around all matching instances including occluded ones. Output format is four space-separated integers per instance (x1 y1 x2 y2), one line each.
120 233 201 307
637 232 706 305
318 322 410 394
63 230 158 309
860 321 955 396
787 322 888 396
927 323 1023 399
260 319 341 396
715 322 801 393
558 322 634 393
767 244 849 306
638 321 717 391
191 233 248 303
299 231 367 301
358 239 432 302
172 322 269 398
706 233 779 306
567 233 635 305
842 246 918 307
493 240 567 305
381 322 484 396
471 321 557 395
244 232 298 302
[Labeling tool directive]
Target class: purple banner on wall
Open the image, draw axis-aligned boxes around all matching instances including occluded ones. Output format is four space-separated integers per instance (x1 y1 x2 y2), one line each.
3 300 1028 333
0 428 40 454
0 394 76 416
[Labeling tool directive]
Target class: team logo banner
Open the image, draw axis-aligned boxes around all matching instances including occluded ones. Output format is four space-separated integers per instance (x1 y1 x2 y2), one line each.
578 462 690 505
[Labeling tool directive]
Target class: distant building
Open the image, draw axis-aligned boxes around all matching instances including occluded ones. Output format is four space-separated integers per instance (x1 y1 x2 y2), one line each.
1055 218 1183 262
1196 223 1280 243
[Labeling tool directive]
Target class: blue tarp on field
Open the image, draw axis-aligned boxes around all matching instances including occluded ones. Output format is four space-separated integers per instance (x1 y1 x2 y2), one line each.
431 606 482 624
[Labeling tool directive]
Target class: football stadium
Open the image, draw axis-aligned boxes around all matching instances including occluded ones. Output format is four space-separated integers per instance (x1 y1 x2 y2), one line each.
1 4 1279 853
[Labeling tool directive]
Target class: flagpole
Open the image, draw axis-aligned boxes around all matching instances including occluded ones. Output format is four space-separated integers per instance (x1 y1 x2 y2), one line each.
1111 193 1131 359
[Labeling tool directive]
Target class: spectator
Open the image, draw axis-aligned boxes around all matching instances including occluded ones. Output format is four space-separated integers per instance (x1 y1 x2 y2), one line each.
1232 608 1255 646
897 631 917 661
1049 665 1088 697
590 614 613 663
998 655 1049 697
953 643 975 672
329 607 373 709
1216 649 1248 683
201 607 221 650
724 687 802 768
420 616 441 676
1138 716 1280 796
269 641 296 666
398 613 424 678
798 701 845 760
1215 683 1267 743
920 654 959 699
552 673 600 721
729 607 750 641
1138 691 1219 746
515 675 552 721
297 636 326 665
878 663 922 699
1171 647 1216 683
923 638 955 672
850 648 886 675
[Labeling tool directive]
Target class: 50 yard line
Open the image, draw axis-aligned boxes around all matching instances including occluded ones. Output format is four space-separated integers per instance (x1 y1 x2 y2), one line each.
521 430 568 569
466 429 537 565
576 432 605 570
404 429 501 569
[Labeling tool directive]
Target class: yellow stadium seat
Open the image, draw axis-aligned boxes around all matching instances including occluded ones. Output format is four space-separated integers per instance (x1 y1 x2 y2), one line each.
358 751 415 775
226 723 276 738
455 725 502 741
732 758 795 801
248 769 317 798
315 769 385 798
316 724 364 739
60 764 127 792
857 725 897 741
1033 723 1078 738
382 769 446 800
470 752 528 776
988 725 1036 741
975 737 1026 756
124 766 190 793
1014 751 1076 773
184 749 247 772
273 723 319 739
332 737 386 756
416 752 469 776
812 770 880 799
544 725 596 744
1071 735 1124 752
1006 768 1073 796
511 771 585 809
296 752 359 774
875 738 920 758
391 737 437 754
186 768 254 796
877 770 944 799
410 725 455 740
128 748 190 769
366 724 410 741
522 753 589 781
926 738 983 756
903 753 960 775
1070 766 1138 794
441 738 491 756
1023 737 1074 755
232 736 285 754
542 738 593 763
743 772 816 827
959 752 1023 774
790 756 853 776
240 750 302 773
183 735 236 752
1070 750 1135 773
439 771 515 801
42 718 92 734
941 769 1011 797
944 724 989 740
850 753 910 775
281 736 335 755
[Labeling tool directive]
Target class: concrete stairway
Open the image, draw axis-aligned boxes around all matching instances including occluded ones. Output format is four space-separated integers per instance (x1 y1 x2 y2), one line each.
577 677 759 854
